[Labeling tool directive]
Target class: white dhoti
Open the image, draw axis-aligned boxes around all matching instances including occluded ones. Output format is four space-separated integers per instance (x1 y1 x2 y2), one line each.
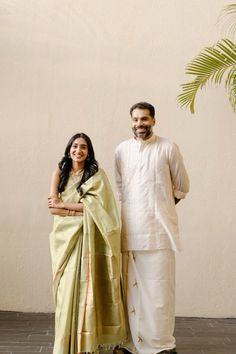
122 250 176 354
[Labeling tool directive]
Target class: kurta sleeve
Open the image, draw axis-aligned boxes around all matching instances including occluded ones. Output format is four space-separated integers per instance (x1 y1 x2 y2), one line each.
169 143 190 199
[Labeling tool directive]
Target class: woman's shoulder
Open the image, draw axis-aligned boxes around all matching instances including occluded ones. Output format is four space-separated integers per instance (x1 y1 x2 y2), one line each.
97 167 106 178
94 167 109 182
51 168 60 178
98 167 104 173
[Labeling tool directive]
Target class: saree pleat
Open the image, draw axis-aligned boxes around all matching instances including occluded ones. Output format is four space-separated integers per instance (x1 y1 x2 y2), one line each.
50 169 127 354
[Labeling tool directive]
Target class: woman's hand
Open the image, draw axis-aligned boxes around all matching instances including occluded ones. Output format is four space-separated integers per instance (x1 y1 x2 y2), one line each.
48 196 63 209
48 196 84 216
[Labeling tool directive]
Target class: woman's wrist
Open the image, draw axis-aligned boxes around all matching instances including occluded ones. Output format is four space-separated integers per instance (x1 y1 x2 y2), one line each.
48 194 58 199
67 210 76 216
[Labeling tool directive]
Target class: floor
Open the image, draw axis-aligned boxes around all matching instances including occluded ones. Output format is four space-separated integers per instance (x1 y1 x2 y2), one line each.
0 311 235 354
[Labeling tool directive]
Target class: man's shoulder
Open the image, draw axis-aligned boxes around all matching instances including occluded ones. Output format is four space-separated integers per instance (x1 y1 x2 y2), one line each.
115 138 133 152
157 136 177 149
115 136 177 153
157 135 173 145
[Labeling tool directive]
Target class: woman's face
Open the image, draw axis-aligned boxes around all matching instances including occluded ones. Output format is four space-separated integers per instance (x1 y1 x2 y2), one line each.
69 137 88 166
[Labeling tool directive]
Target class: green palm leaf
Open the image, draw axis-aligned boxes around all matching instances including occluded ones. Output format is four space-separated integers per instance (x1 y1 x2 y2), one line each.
177 39 236 113
220 4 236 37
227 69 236 109
223 4 236 14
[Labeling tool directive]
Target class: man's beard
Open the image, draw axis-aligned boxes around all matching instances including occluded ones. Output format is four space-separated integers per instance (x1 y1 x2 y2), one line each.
132 125 153 139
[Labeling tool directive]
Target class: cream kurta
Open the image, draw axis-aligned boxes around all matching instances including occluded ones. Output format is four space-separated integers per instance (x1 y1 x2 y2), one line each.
115 135 190 252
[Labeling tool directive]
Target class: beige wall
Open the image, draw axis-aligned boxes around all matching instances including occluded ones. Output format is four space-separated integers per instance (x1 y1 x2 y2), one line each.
0 0 236 316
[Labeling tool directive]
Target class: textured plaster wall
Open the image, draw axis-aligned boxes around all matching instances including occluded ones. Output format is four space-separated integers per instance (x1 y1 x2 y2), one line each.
0 0 235 316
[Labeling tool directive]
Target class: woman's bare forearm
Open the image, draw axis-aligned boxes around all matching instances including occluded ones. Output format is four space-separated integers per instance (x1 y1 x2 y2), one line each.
60 202 84 212
48 197 84 212
49 208 83 216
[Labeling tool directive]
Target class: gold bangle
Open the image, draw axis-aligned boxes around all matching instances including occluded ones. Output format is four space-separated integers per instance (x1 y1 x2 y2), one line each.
67 210 75 216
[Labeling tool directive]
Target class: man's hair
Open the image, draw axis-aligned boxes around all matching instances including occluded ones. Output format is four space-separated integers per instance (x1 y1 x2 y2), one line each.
130 102 155 118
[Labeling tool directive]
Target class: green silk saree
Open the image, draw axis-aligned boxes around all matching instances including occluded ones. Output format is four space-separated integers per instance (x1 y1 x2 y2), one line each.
50 169 127 354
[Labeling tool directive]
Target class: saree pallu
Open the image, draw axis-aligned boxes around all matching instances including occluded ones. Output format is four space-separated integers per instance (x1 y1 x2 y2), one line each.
50 169 127 354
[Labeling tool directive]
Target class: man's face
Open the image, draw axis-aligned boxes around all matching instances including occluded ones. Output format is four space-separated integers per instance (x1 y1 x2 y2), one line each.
131 108 155 140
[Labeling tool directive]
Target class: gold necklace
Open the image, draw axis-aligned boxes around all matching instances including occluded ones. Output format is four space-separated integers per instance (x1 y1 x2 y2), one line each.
70 169 84 184
70 168 84 176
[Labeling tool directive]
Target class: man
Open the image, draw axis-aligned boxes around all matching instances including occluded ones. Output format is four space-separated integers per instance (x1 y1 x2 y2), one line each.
114 102 189 354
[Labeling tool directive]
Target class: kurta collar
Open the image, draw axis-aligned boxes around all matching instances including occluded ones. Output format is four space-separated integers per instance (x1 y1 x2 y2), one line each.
133 134 157 145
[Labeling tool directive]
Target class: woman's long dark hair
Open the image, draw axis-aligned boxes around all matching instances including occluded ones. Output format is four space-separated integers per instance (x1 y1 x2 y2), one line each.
58 133 99 194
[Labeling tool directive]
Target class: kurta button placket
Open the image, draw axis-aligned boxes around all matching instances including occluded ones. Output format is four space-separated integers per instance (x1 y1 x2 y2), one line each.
138 141 142 183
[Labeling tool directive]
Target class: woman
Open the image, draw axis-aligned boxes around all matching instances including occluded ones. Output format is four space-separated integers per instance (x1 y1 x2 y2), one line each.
48 133 127 354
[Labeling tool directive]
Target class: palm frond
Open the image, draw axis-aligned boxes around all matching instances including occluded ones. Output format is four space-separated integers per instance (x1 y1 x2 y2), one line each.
223 4 236 15
225 66 236 87
177 39 236 113
226 67 236 111
218 4 236 39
